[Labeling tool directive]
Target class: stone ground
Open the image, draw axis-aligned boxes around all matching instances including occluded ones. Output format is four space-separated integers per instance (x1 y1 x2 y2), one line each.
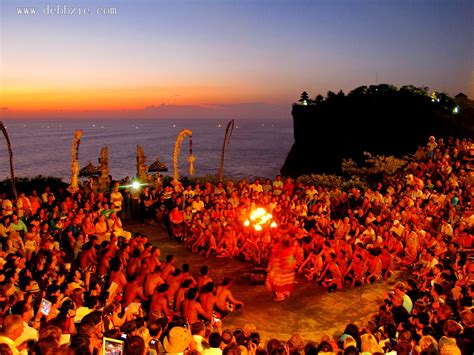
126 222 405 342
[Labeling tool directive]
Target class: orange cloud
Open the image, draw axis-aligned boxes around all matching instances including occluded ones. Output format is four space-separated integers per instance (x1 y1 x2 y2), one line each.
0 83 278 113
1 102 290 120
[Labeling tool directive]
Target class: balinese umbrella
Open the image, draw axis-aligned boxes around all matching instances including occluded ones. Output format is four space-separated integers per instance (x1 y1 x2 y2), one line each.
148 157 168 172
79 161 101 177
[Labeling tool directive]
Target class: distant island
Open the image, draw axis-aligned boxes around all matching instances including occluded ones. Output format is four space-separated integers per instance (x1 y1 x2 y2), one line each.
281 84 474 177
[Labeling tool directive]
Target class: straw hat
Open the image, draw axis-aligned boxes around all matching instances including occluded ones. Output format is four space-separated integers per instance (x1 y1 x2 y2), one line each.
164 326 191 353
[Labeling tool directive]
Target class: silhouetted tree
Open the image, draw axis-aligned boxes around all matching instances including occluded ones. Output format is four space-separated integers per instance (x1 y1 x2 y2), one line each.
400 85 427 96
326 91 336 100
315 94 324 103
378 84 397 93
367 84 397 95
433 92 456 111
348 86 368 97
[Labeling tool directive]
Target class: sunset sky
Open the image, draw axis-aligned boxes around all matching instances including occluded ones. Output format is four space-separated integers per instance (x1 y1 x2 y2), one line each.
1 0 472 119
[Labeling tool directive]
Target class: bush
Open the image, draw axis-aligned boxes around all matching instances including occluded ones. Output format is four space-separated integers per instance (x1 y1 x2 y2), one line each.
160 173 369 192
342 153 408 177
162 175 236 188
0 176 68 196
296 174 368 192
162 175 272 188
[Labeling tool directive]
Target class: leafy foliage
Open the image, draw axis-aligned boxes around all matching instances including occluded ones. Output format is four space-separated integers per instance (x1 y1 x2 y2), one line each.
162 174 267 188
342 153 408 177
0 176 67 196
296 174 367 192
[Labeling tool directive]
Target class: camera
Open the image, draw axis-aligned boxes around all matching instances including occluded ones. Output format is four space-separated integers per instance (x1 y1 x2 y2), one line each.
149 339 158 349
40 298 52 316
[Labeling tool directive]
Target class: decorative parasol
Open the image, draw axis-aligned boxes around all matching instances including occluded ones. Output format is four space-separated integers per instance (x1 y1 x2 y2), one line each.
148 157 168 172
79 161 101 177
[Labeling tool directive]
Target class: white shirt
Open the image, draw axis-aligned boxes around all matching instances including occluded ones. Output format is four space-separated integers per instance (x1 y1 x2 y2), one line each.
110 191 123 210
306 189 318 199
201 347 223 355
183 190 195 199
402 294 413 314
1 199 13 216
193 335 204 353
15 321 38 346
0 334 21 355
390 224 405 237
272 181 283 194
191 200 204 212
249 184 263 194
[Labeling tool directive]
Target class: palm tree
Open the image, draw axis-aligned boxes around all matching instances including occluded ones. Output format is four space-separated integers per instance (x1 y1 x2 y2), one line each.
218 119 235 181
0 121 17 199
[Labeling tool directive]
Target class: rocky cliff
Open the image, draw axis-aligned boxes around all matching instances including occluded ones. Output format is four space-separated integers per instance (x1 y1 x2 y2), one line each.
281 85 473 177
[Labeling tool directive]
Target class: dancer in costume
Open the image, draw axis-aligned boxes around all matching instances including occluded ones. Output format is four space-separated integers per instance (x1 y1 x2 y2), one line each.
266 238 296 301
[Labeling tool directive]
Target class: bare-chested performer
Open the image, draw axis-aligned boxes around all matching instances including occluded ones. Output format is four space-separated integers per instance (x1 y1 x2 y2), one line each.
343 253 366 288
380 247 395 279
161 255 176 282
145 266 164 298
366 248 383 284
149 283 172 321
78 241 98 272
298 248 323 280
181 264 197 286
175 279 194 313
217 225 238 257
127 248 143 278
109 258 127 295
167 269 184 309
123 273 147 306
197 265 213 290
98 248 113 282
317 253 343 291
192 227 217 257
149 246 162 270
181 287 211 324
199 282 217 318
215 277 244 318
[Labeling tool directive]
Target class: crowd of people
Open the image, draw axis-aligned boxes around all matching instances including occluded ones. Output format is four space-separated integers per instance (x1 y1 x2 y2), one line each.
0 134 472 354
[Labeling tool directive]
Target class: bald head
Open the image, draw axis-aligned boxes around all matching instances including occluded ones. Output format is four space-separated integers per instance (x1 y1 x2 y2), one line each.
3 314 24 340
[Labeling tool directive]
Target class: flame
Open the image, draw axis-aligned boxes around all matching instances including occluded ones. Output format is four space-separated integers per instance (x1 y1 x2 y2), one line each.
250 208 266 221
244 208 276 230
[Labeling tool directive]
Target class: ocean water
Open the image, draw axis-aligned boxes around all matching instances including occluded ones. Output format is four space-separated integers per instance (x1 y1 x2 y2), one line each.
0 119 294 181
